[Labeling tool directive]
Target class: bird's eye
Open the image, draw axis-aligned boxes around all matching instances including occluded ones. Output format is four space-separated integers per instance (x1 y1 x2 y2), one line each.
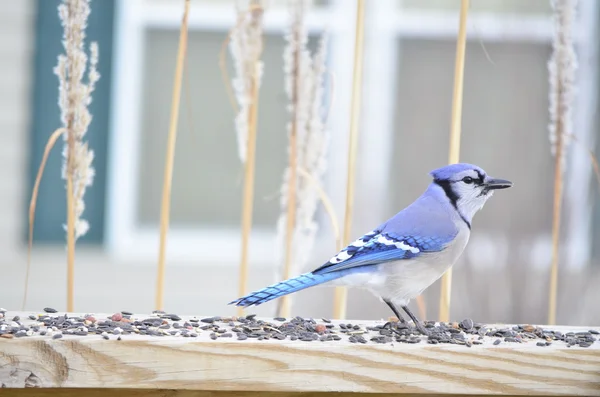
462 177 474 184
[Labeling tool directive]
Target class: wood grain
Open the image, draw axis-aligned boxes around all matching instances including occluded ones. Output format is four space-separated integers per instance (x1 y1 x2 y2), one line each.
0 313 599 395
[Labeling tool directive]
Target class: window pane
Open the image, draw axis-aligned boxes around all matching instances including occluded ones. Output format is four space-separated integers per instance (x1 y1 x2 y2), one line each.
390 39 553 237
397 0 552 15
137 30 321 228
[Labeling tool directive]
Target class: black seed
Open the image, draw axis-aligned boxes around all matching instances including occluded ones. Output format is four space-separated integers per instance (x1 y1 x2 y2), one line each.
44 308 58 313
273 317 286 322
103 335 109 340
52 333 63 340
493 339 501 345
15 330 27 338
589 329 599 335
460 318 474 330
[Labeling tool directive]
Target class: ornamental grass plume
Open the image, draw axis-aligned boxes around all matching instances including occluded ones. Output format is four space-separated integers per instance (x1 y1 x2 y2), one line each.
229 0 265 164
56 0 99 311
24 0 99 312
547 0 578 325
275 0 330 317
229 0 265 316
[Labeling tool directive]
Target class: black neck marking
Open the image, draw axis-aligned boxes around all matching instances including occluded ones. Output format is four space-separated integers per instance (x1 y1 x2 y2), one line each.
433 179 471 230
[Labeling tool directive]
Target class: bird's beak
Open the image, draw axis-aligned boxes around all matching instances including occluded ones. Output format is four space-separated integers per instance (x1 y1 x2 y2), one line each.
485 178 513 190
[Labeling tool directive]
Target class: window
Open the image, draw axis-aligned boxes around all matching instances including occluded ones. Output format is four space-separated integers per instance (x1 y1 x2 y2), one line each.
105 0 335 266
27 0 595 271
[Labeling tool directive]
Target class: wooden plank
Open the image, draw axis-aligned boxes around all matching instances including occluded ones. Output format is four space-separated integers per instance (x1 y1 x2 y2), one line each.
1 311 599 395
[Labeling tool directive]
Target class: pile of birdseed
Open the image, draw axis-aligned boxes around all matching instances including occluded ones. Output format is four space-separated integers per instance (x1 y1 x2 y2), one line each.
0 308 597 348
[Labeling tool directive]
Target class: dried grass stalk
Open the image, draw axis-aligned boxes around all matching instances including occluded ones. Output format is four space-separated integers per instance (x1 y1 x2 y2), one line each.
23 128 66 310
275 0 331 318
438 0 469 323
547 0 578 325
155 0 190 311
333 0 366 320
229 0 265 317
54 0 100 311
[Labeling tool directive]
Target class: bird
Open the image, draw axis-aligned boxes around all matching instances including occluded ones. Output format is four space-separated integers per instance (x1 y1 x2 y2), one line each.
229 163 512 335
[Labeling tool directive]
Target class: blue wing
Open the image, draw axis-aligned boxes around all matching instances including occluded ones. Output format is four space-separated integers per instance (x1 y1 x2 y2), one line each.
312 229 451 275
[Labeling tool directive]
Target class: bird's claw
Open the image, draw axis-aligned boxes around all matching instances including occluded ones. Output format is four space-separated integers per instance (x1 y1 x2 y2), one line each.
416 325 431 337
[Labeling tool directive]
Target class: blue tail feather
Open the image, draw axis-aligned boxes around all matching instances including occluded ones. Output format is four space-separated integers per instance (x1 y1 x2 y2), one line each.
229 271 343 307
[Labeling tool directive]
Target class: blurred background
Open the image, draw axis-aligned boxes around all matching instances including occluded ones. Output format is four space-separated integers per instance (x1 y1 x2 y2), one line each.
1 0 599 325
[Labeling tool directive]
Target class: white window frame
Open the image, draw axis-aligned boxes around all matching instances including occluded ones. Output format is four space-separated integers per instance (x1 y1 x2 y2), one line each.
106 0 598 269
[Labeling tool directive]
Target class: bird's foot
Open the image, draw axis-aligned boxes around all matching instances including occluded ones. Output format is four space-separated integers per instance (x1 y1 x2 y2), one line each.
382 318 409 336
382 318 407 330
413 321 431 337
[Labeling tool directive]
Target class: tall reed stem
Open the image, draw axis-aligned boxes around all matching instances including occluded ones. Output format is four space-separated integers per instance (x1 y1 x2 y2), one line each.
548 123 564 325
65 97 76 312
278 7 302 318
237 70 261 317
439 0 469 323
66 166 75 311
155 0 190 311
333 0 365 320
547 0 578 325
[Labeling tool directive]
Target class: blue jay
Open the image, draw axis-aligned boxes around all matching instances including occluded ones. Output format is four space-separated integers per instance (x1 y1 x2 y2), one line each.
230 163 512 335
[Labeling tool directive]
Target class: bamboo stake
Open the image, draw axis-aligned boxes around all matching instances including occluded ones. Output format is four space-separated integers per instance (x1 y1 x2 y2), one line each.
155 0 190 311
333 0 366 320
439 0 469 323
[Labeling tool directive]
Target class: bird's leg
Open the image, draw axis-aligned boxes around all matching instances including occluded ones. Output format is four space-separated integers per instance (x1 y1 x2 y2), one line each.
382 300 407 332
401 305 430 336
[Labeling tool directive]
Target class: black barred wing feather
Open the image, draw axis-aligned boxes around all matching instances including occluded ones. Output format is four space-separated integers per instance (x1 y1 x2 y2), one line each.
312 230 451 275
